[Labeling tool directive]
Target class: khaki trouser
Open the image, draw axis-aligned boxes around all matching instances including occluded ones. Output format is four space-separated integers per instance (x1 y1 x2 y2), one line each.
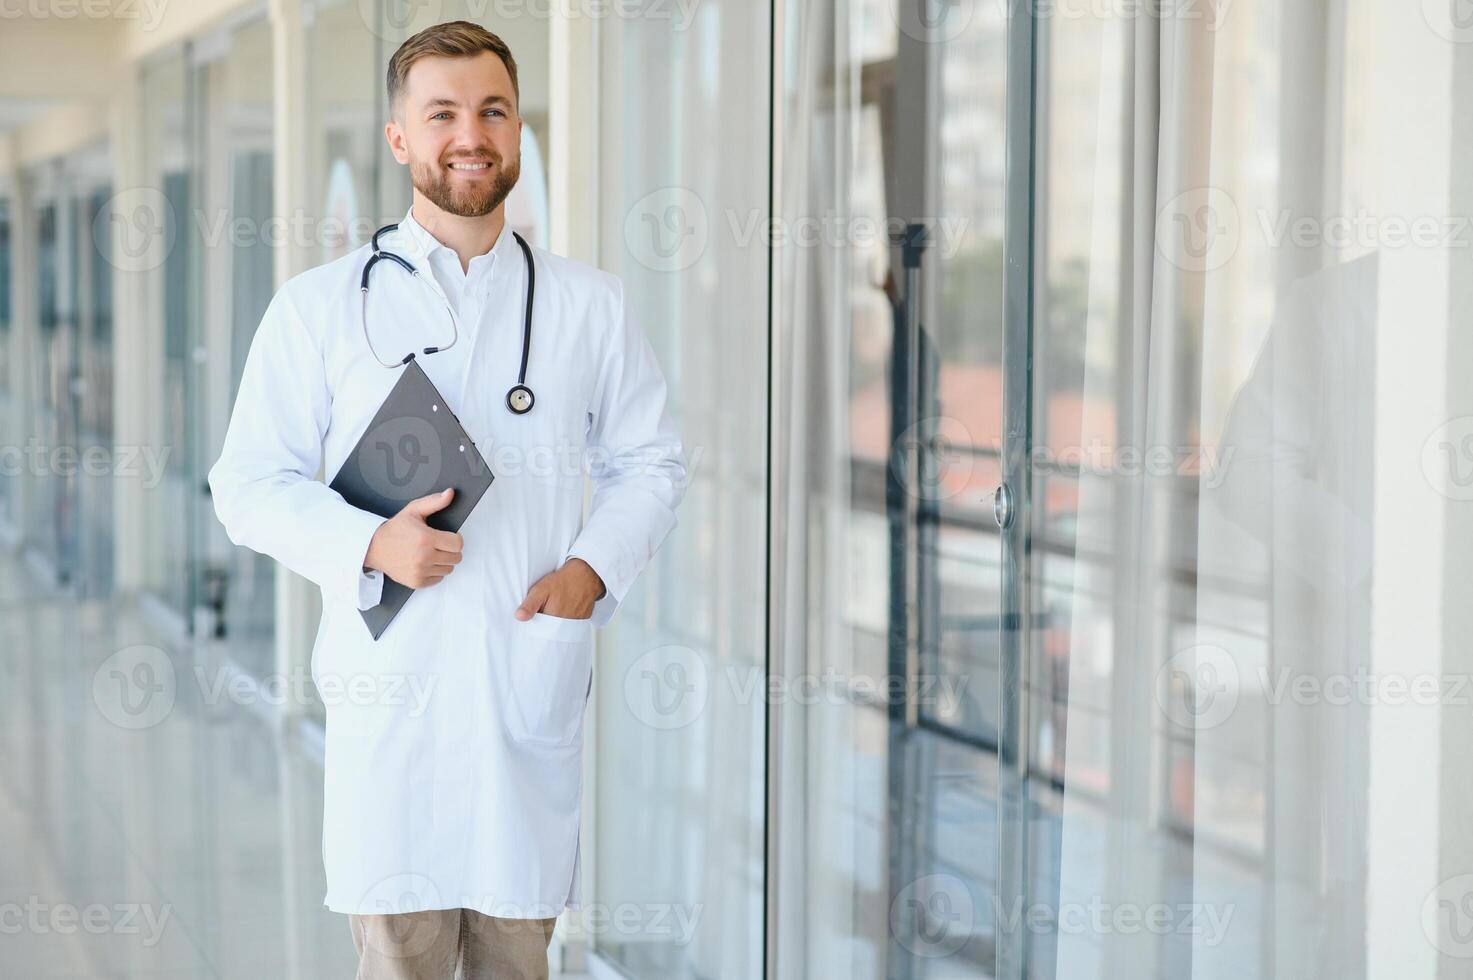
349 909 558 980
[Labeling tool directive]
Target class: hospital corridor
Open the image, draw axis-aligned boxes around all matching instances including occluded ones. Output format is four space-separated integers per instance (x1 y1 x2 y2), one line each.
4 0 1473 978
0 552 388 978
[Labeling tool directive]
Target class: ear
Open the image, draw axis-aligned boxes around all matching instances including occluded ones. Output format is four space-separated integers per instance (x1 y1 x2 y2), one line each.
384 119 410 165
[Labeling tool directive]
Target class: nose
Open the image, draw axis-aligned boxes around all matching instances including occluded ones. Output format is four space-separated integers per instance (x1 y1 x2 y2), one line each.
449 116 493 155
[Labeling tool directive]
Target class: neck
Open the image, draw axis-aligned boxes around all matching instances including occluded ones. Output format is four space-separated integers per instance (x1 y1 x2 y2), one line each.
410 192 505 274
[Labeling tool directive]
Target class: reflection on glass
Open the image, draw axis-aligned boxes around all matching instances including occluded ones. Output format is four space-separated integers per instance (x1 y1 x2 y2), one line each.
1034 7 1400 980
306 0 382 256
592 1 769 977
776 0 1008 975
0 195 11 531
76 156 114 598
141 51 191 617
197 15 278 671
30 170 76 585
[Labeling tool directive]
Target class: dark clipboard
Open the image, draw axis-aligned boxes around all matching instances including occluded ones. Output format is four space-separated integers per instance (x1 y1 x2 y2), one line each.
328 357 494 639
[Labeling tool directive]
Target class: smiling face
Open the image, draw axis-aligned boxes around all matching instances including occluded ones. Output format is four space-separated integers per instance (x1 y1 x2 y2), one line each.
386 50 522 219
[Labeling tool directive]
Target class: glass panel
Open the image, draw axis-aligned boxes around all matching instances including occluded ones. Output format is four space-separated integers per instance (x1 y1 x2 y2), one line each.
592 1 770 976
74 150 114 598
192 15 278 672
1027 5 1469 979
306 0 382 258
0 194 12 532
29 169 76 584
773 0 1010 975
141 50 193 617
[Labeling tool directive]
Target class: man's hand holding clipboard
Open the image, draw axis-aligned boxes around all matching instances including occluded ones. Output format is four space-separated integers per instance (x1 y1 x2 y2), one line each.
363 487 464 589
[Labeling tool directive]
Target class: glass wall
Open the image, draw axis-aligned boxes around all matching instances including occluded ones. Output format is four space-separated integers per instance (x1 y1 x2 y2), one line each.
73 147 115 598
28 161 78 586
139 48 194 618
771 2 1473 979
19 146 114 596
592 1 770 977
771 0 1009 975
304 0 384 260
190 12 279 669
0 192 14 534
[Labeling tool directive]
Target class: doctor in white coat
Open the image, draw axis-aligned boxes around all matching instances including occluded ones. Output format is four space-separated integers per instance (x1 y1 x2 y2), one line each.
207 21 686 980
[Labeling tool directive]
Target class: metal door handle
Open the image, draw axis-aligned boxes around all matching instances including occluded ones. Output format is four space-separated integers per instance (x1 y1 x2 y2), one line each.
993 483 1014 529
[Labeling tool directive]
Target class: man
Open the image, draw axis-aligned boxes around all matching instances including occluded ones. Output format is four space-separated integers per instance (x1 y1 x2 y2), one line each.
207 21 686 980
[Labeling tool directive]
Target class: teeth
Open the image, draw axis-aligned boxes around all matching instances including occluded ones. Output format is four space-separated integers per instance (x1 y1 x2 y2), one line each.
450 162 490 171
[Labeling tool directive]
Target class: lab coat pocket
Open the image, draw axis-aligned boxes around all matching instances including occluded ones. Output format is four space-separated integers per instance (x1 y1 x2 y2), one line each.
505 612 594 747
503 402 585 488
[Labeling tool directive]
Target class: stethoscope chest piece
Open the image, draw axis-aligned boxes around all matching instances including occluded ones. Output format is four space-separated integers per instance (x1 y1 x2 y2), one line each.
506 384 535 414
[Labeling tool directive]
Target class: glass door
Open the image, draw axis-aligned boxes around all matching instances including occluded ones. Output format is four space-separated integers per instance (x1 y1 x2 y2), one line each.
771 0 1034 976
73 148 116 600
28 161 84 591
189 13 278 665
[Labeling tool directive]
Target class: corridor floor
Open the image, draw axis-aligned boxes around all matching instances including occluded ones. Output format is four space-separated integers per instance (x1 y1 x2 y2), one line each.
0 553 586 979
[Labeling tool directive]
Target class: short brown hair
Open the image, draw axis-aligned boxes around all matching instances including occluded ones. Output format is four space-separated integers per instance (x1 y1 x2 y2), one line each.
387 20 519 114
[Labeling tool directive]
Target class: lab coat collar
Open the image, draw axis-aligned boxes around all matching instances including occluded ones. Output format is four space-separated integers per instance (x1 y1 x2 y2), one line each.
397 205 518 275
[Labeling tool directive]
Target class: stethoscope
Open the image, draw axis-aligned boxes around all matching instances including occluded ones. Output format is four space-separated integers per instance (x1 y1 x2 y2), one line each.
359 222 537 414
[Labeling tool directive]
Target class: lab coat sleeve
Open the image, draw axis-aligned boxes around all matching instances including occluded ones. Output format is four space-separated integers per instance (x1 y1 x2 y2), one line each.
565 279 688 626
207 286 389 611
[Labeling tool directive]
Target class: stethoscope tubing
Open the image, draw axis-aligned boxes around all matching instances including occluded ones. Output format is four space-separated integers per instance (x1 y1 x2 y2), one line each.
359 222 536 414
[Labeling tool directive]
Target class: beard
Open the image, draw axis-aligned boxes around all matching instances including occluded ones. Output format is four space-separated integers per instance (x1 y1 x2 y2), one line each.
410 150 521 218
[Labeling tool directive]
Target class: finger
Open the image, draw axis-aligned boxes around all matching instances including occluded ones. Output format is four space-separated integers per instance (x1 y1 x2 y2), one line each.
404 487 454 518
514 585 547 620
429 548 462 565
427 529 464 553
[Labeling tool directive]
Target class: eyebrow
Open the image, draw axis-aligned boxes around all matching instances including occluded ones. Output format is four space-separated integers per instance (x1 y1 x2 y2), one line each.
422 95 512 111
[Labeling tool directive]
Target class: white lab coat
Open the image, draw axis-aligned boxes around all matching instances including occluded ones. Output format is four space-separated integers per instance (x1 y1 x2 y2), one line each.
207 208 686 918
